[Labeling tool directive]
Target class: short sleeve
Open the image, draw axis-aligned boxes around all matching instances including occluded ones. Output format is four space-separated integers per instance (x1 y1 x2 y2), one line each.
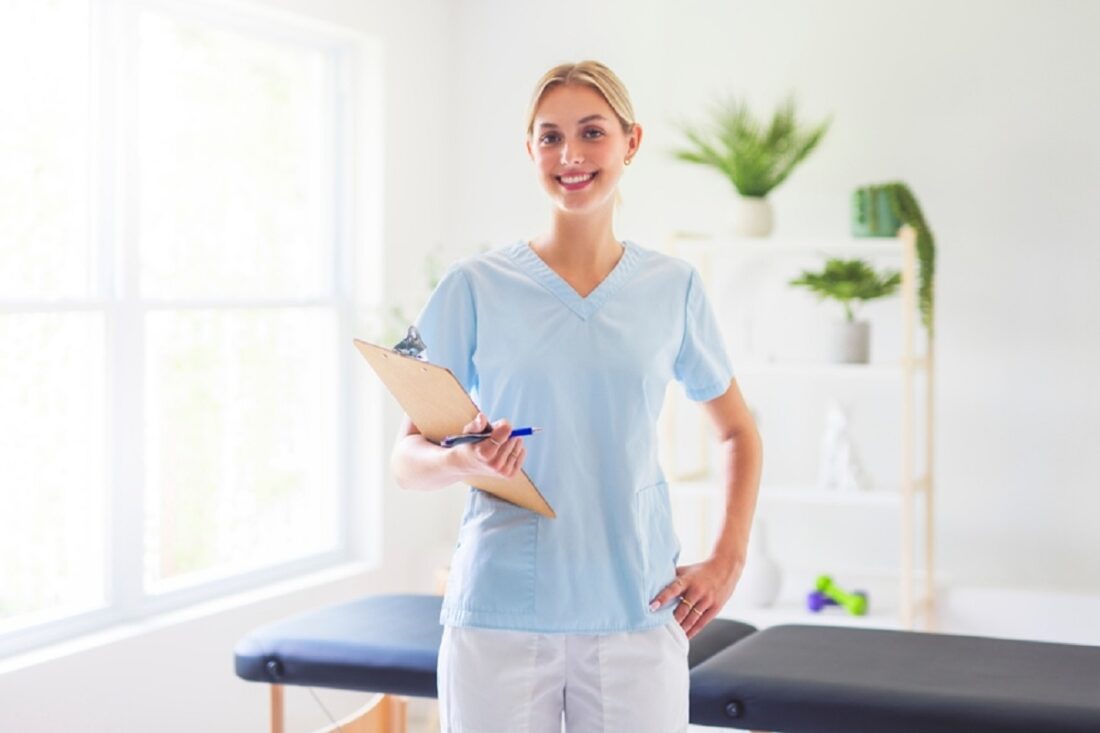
674 267 734 401
414 264 477 394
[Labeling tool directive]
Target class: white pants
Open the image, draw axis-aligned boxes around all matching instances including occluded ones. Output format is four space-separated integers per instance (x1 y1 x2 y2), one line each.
437 620 690 733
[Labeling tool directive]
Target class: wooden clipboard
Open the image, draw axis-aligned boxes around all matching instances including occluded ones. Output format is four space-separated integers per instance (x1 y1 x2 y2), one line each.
353 339 555 518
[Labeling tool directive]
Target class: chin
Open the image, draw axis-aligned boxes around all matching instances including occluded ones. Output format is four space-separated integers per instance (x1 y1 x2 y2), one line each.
554 199 611 216
548 188 614 214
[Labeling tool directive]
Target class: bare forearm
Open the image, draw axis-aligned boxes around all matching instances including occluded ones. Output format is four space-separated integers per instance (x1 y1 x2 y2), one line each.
391 434 472 492
711 426 763 575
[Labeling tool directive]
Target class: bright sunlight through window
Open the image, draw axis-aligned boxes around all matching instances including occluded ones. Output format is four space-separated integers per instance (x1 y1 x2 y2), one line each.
0 0 371 655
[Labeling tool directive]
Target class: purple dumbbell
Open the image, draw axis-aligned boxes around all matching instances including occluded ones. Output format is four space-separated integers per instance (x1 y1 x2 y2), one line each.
806 590 831 612
806 588 868 613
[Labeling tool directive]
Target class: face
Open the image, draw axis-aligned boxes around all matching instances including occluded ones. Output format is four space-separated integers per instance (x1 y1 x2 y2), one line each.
526 83 642 214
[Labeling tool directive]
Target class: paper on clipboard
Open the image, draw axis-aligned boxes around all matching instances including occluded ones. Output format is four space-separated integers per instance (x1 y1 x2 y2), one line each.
353 338 555 518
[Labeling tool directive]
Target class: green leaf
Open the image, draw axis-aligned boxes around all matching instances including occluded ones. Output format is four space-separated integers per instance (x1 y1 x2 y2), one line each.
788 258 902 319
869 181 936 333
672 94 830 197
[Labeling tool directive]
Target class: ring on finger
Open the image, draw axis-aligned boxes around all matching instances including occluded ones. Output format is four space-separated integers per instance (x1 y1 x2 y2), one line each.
488 437 504 446
689 606 703 616
678 597 695 610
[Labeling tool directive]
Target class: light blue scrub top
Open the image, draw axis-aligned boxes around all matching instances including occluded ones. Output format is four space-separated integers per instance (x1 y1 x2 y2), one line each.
414 240 734 634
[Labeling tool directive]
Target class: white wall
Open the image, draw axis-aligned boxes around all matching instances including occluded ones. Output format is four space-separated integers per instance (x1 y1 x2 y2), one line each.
3 1 1099 731
438 0 1100 592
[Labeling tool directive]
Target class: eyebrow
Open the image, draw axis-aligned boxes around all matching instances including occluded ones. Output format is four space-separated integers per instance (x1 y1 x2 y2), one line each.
537 114 608 130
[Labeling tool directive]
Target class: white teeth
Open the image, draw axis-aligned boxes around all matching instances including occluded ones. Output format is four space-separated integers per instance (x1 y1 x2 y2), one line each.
560 173 594 184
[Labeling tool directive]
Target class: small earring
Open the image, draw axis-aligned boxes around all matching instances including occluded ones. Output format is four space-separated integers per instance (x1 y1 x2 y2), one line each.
624 157 633 166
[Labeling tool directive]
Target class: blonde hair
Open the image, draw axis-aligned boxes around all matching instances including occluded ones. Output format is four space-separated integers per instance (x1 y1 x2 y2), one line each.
524 60 636 140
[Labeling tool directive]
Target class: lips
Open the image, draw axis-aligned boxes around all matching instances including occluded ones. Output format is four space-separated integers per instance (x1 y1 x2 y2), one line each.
556 171 597 190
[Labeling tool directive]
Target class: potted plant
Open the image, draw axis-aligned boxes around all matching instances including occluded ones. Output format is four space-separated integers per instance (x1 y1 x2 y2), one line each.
851 181 935 334
673 95 830 237
789 258 901 363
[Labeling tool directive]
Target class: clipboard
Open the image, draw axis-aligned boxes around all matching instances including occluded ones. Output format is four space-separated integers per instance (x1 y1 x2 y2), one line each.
353 338 556 518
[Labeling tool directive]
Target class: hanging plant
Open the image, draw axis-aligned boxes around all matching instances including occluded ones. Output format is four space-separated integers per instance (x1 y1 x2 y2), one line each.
852 182 935 333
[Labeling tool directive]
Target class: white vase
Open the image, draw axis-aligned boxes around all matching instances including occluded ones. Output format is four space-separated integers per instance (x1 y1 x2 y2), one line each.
824 319 870 363
738 522 782 608
732 195 774 238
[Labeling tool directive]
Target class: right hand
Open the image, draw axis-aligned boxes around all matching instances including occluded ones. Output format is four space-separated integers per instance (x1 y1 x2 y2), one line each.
456 412 526 478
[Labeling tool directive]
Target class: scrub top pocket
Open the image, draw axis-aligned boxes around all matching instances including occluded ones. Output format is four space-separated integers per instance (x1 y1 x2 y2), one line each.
634 481 681 606
445 488 539 615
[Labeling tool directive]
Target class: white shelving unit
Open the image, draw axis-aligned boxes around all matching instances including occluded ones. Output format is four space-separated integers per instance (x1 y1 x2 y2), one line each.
662 227 936 630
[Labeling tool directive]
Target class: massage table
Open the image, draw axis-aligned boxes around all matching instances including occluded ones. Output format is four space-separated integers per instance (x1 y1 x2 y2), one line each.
235 593 1100 732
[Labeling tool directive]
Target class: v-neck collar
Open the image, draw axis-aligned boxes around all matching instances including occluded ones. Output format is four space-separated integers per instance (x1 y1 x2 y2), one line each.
508 239 641 320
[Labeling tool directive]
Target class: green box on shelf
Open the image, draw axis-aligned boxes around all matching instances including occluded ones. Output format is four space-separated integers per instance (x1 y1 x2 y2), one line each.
851 186 901 237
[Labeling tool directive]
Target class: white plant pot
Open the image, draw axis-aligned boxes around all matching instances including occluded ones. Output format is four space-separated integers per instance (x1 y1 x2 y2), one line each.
732 195 774 238
824 319 871 364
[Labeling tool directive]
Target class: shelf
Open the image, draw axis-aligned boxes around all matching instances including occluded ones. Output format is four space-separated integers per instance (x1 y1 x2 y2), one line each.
762 486 905 507
671 479 926 507
672 232 906 258
736 360 919 379
719 593 935 632
719 598 903 631
667 226 934 631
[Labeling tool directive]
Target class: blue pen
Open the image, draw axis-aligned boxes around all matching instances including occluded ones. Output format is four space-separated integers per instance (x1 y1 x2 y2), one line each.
440 426 543 448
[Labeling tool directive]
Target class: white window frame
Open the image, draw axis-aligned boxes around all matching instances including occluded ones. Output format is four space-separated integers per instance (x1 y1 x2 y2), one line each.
0 0 385 659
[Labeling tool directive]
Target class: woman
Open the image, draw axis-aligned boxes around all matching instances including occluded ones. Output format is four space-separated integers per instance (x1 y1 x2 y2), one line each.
391 60 762 733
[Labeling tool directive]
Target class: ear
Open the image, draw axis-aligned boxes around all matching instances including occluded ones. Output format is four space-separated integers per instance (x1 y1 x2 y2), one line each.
525 136 533 161
628 122 644 157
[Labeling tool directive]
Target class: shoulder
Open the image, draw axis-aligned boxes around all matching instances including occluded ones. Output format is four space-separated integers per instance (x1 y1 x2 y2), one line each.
442 241 527 284
624 240 698 289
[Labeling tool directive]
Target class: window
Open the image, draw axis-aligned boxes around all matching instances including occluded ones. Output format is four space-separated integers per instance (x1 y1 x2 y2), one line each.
0 0 379 657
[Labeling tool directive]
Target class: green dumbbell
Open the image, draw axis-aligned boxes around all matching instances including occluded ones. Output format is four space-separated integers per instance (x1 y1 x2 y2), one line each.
815 575 869 616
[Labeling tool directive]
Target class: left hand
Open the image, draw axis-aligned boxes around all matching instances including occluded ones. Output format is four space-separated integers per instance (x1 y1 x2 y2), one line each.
650 556 742 640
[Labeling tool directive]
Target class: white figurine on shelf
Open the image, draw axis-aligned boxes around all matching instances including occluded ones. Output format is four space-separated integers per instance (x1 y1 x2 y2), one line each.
818 400 868 492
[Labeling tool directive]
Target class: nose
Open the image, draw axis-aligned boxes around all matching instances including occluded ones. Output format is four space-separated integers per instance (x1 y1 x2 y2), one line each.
560 141 583 166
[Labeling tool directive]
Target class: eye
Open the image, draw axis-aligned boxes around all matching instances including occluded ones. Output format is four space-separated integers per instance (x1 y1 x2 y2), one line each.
539 132 561 145
584 127 605 139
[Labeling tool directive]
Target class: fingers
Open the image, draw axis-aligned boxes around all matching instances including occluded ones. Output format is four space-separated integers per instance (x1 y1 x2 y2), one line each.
684 603 718 640
468 418 527 477
676 594 713 638
648 576 686 612
473 419 510 460
650 573 716 639
462 412 489 434
486 419 511 446
473 436 523 477
501 439 526 477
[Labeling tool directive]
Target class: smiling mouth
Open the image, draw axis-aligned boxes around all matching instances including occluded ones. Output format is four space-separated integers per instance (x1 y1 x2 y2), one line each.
556 171 597 188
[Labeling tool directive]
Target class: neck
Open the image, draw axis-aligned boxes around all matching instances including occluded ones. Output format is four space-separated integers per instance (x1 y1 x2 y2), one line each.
531 204 621 272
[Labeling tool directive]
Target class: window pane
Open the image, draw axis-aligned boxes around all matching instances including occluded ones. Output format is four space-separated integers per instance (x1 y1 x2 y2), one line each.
0 313 106 629
137 10 331 300
0 0 93 300
144 308 339 589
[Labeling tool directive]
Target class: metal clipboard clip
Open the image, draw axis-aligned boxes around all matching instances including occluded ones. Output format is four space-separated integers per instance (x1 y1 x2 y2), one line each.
392 325 428 361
